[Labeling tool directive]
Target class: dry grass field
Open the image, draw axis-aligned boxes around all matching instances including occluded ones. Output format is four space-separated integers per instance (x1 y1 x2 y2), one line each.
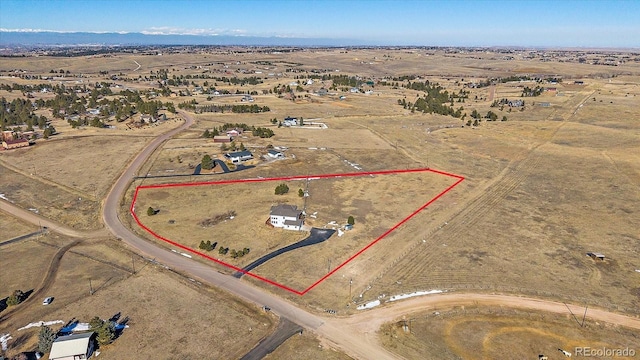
133 169 456 291
264 331 353 360
0 209 39 240
0 228 275 360
2 48 639 356
380 306 640 359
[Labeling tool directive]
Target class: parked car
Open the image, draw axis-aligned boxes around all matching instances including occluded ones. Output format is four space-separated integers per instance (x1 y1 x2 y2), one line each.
42 297 53 305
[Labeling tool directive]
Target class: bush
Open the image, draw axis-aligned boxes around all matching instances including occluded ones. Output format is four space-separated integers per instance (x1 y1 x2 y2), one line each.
347 216 355 226
275 183 289 195
147 207 156 216
6 289 24 306
298 188 304 197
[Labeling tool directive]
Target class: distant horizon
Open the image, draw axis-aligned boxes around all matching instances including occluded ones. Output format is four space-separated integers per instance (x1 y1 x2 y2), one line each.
1 0 639 48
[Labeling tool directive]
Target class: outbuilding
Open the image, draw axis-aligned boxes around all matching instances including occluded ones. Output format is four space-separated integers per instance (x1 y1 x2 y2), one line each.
48 332 95 360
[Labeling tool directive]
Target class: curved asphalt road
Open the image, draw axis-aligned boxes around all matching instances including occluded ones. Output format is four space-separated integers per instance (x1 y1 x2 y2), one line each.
234 228 335 278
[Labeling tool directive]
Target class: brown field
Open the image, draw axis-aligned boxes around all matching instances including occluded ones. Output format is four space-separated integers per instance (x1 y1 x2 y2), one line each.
0 209 39 240
2 48 640 356
133 169 455 290
380 306 640 359
264 331 353 360
0 229 275 360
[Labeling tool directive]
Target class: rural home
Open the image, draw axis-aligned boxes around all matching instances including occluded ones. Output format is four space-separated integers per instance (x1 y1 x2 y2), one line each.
226 129 241 137
48 332 95 360
267 149 284 158
225 150 253 163
283 117 298 126
270 204 303 231
2 138 30 150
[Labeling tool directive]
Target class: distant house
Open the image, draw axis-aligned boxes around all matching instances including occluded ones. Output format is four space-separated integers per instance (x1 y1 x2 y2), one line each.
270 204 303 231
241 95 254 102
574 80 585 85
545 87 557 92
48 332 95 360
225 150 253 163
267 149 284 158
317 88 328 96
508 99 524 107
586 252 605 261
539 102 551 107
213 135 232 143
283 116 298 127
2 138 29 150
349 87 359 93
226 129 241 137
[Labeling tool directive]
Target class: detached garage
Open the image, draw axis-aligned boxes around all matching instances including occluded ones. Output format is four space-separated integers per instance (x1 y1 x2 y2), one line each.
49 332 95 360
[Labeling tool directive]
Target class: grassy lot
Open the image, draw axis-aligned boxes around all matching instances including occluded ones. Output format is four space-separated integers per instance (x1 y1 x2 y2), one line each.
380 306 640 359
133 169 456 291
264 331 353 360
0 232 275 360
0 210 39 241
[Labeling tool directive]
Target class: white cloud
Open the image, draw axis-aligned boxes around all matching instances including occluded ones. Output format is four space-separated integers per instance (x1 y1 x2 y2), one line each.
0 28 130 34
141 27 249 36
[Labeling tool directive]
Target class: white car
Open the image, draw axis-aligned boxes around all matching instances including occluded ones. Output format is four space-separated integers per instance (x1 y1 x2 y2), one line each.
42 297 53 305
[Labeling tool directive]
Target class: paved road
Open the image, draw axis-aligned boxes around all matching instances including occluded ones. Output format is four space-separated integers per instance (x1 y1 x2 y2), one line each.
240 317 303 360
4 110 640 360
234 228 335 278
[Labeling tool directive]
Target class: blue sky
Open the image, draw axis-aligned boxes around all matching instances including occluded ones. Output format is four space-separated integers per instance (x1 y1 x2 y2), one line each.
1 0 638 47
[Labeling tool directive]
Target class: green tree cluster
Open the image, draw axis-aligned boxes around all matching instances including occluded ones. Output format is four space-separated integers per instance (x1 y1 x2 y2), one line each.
199 240 217 251
275 183 289 195
89 316 116 346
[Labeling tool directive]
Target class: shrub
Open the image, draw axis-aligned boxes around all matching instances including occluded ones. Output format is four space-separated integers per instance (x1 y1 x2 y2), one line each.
347 216 355 226
275 183 289 195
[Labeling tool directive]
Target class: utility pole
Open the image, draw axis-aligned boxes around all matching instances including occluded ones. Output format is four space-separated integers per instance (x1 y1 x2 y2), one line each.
349 278 353 299
327 259 331 274
89 279 94 295
132 255 136 274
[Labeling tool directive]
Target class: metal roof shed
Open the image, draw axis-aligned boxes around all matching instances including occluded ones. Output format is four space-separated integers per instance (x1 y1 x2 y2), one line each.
49 332 95 360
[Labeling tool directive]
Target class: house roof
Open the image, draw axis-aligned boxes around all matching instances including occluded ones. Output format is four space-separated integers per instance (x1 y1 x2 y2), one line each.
3 138 28 145
226 150 252 158
270 204 301 218
49 332 94 359
268 149 283 155
284 219 303 227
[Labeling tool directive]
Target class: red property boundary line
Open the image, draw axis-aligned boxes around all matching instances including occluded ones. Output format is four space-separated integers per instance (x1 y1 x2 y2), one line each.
130 168 464 295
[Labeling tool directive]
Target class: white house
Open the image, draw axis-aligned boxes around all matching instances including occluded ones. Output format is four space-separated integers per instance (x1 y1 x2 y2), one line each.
267 149 284 158
225 150 253 164
283 116 298 126
270 204 303 231
48 332 95 360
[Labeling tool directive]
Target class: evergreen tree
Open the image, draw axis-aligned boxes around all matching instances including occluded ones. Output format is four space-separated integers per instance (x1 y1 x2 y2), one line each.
38 325 56 353
201 154 213 170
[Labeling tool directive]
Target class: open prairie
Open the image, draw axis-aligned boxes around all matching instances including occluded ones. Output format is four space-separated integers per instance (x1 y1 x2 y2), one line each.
1 47 639 357
380 306 640 359
0 223 275 360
